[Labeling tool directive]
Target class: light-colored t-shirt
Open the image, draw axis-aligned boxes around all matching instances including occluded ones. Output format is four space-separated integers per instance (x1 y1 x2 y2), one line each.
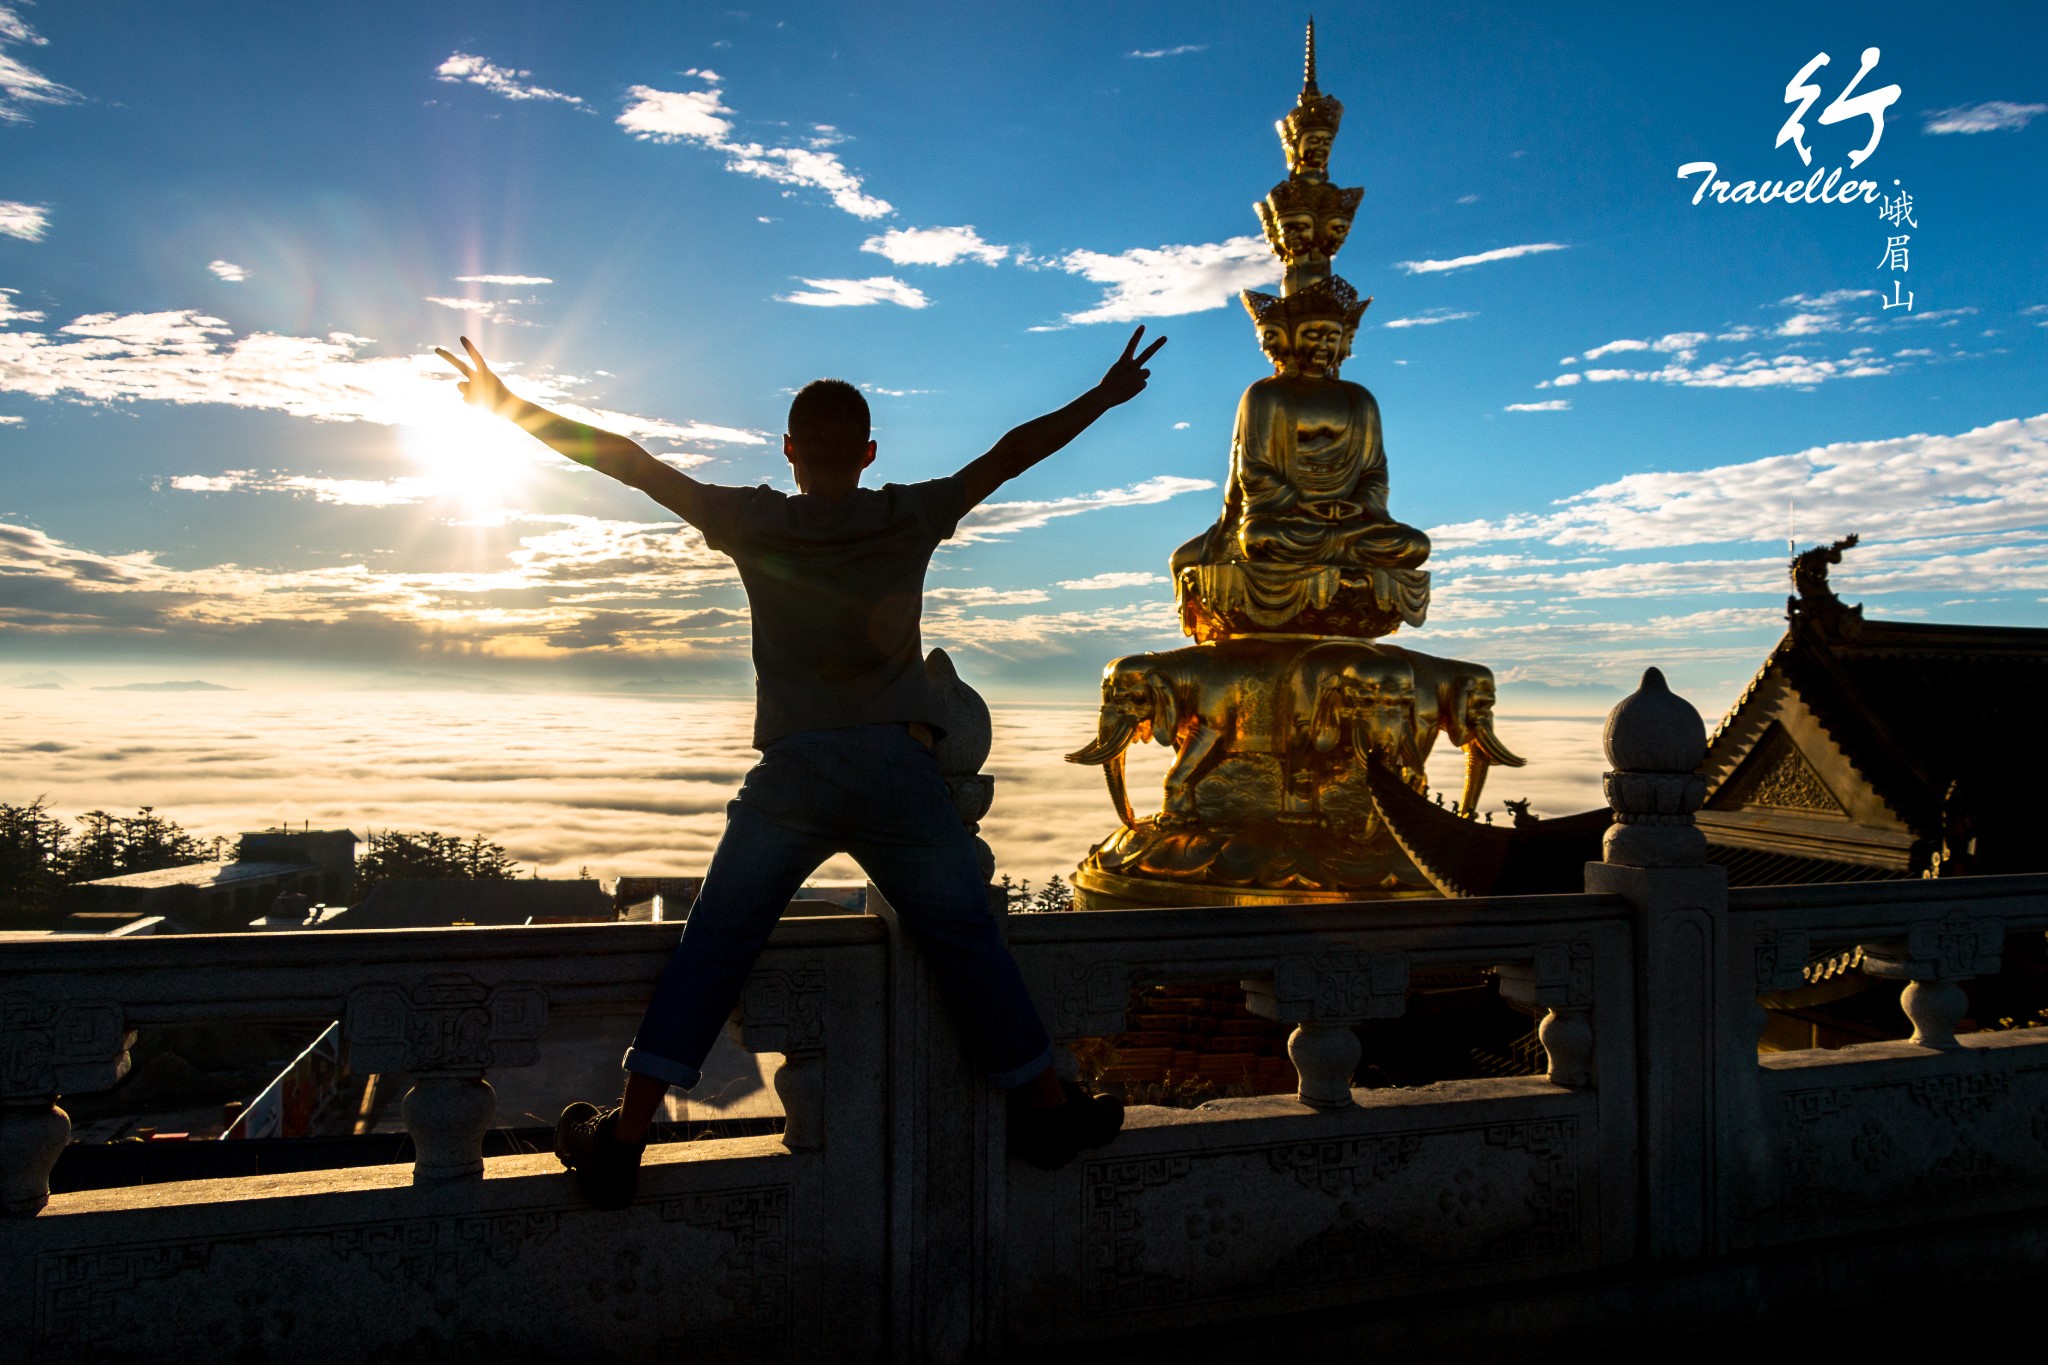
691 476 967 750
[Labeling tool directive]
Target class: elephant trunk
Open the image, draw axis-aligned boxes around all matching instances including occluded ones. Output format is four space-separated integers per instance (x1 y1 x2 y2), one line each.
1066 711 1137 767
1103 750 1136 828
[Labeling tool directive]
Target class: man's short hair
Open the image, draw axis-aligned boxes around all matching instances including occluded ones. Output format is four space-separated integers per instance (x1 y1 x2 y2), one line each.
787 379 870 467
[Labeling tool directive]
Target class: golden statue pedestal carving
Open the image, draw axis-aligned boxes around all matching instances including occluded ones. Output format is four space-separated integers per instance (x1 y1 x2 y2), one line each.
1068 24 1525 909
1175 561 1430 643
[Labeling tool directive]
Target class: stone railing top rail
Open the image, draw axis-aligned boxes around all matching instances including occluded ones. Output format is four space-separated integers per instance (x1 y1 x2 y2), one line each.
0 916 884 1023
1727 872 2048 923
1006 891 1629 947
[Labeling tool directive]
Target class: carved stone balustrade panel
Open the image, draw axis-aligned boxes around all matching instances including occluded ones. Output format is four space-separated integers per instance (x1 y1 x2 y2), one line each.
0 998 132 1101
345 975 549 1074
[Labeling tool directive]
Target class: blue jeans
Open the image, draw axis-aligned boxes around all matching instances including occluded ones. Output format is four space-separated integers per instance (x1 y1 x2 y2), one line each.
624 723 1054 1091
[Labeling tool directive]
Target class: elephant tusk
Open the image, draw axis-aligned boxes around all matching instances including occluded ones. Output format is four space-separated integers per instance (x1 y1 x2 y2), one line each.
1472 720 1526 769
1104 750 1136 828
1066 714 1137 767
1458 743 1489 818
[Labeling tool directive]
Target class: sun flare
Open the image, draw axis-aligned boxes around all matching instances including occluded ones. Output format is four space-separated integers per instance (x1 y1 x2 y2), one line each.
397 404 547 506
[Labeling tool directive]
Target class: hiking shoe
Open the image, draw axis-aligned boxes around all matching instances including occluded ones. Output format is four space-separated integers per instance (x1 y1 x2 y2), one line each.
1008 1081 1125 1171
554 1102 647 1210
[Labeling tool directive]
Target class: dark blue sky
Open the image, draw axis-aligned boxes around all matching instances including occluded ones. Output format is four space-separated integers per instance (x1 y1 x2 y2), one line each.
2 0 2044 700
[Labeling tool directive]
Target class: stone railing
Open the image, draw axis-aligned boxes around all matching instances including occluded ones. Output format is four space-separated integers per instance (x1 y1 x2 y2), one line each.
1723 875 2048 1250
5 670 2048 1359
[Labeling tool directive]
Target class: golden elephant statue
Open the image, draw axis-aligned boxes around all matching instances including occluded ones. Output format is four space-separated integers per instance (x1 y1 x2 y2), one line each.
1374 645 1525 815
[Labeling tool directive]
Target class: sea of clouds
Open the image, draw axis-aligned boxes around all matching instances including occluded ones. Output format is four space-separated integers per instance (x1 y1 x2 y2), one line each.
4 689 1618 892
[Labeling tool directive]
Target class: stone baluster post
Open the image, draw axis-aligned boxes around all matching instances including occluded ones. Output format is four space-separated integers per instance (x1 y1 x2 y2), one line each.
1494 941 1596 1088
725 966 827 1150
345 976 547 1183
1582 666 1726 1261
1243 949 1409 1109
1860 913 2004 1050
0 1000 131 1216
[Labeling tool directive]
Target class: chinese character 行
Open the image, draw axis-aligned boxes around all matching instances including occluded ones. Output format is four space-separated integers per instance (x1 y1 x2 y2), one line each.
1776 48 1901 169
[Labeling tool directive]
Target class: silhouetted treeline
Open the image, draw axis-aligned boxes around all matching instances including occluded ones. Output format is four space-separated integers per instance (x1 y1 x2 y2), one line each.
0 799 223 918
353 829 521 899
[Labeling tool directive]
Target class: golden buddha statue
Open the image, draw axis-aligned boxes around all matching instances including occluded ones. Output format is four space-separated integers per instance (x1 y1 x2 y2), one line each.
1171 32 1432 643
1068 22 1520 909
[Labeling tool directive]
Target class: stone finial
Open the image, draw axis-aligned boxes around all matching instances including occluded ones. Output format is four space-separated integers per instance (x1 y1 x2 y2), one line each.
925 648 997 880
1601 667 1709 867
925 648 992 776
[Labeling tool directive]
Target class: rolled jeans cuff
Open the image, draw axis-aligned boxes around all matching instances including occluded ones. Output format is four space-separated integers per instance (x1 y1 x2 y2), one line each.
622 1045 701 1092
989 1045 1054 1090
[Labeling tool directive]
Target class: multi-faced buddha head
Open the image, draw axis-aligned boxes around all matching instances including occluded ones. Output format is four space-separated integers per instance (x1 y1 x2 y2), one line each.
1242 278 1371 379
1257 181 1365 269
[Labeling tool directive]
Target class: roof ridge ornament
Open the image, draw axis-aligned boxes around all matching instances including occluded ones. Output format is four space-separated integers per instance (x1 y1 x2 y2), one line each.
1788 533 1865 632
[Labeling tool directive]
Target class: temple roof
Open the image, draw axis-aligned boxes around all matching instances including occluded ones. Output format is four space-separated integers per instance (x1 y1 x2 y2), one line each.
1704 542 2048 838
1367 760 1907 897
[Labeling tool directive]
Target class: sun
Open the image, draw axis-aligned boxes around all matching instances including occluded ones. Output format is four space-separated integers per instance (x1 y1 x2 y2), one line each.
396 403 549 506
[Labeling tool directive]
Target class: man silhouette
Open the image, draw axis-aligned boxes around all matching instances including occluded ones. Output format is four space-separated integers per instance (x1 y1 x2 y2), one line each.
437 327 1166 1206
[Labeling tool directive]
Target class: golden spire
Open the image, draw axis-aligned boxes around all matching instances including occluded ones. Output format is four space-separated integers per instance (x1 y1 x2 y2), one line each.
1303 17 1320 97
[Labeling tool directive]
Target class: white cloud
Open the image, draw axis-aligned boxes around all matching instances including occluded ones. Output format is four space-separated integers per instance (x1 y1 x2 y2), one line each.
618 76 891 219
1431 413 2048 554
0 413 20 424
168 472 438 507
0 199 48 241
457 274 553 286
1055 236 1279 325
0 5 78 122
435 52 582 105
0 305 766 446
0 512 741 660
208 260 250 283
1129 44 1206 58
1057 571 1166 590
955 475 1215 543
0 286 43 325
1545 298 1986 393
1172 421 1190 430
775 276 927 309
1396 242 1567 275
1456 194 1480 205
1923 101 2047 134
925 586 1051 606
861 225 1007 267
424 295 500 313
1382 308 1477 329
1505 400 1570 412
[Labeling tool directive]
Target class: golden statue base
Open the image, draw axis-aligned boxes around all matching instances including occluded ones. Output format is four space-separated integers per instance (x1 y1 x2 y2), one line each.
1072 819 1438 909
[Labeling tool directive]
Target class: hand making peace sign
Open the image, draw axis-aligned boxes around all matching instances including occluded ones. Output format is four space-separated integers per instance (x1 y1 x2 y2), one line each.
433 336 517 418
1096 325 1169 406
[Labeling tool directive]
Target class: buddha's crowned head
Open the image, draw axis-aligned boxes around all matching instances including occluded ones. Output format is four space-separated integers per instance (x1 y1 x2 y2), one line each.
1278 20 1344 183
1256 179 1366 273
1242 277 1371 379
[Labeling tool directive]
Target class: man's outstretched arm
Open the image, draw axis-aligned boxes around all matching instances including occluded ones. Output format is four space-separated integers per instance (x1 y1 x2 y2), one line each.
435 336 713 525
955 325 1167 509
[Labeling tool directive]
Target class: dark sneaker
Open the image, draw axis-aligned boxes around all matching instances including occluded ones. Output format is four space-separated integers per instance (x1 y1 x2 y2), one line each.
1008 1081 1125 1171
554 1102 647 1210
